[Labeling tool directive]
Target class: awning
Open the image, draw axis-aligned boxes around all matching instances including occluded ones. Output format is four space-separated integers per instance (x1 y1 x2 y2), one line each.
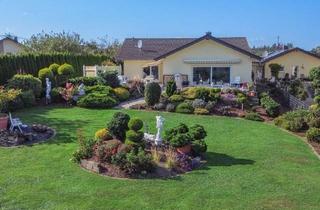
142 59 163 68
183 58 241 64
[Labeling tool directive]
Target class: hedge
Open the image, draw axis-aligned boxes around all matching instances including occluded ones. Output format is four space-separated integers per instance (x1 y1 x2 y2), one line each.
0 53 109 85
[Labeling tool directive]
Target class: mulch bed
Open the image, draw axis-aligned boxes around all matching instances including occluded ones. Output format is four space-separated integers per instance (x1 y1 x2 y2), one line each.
309 141 320 156
0 124 55 147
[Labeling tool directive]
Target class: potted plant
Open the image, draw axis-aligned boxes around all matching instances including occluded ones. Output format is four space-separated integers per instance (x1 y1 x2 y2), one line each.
0 113 8 129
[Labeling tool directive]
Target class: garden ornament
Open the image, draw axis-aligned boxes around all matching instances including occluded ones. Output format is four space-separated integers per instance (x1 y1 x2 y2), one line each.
78 83 85 96
155 115 164 145
45 78 52 104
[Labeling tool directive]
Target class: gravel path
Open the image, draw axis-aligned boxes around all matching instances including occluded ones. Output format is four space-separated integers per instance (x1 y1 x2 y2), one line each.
116 98 145 109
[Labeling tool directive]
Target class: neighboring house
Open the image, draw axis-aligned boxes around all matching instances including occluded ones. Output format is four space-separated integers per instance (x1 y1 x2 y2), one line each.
0 37 23 54
262 47 320 79
117 32 260 85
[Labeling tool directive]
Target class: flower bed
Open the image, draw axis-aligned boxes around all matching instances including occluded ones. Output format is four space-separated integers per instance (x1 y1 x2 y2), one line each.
72 112 208 179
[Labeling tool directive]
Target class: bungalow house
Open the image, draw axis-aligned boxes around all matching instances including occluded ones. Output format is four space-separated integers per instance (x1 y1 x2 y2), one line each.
117 32 261 85
261 47 320 79
0 37 23 54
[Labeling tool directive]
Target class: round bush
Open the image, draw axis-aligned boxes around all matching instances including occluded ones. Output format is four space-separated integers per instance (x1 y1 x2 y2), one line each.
166 103 176 112
192 140 207 154
175 102 194 114
194 108 210 115
169 133 192 148
192 99 207 108
77 93 118 108
85 85 115 96
144 82 161 106
189 124 207 140
126 130 144 143
20 90 36 107
49 63 60 75
128 118 143 131
169 94 184 103
306 127 320 142
107 112 130 141
7 74 42 97
38 67 54 83
95 128 112 141
114 87 130 101
58 63 74 76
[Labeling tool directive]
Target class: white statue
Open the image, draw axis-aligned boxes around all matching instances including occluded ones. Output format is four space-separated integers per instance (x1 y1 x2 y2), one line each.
78 83 85 96
174 73 183 90
155 115 164 145
45 78 51 104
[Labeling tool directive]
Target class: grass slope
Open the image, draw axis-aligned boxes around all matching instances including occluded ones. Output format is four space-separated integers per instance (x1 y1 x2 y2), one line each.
0 106 320 210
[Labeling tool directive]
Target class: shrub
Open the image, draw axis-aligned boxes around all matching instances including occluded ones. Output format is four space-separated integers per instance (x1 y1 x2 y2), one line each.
195 87 211 102
192 99 207 109
114 87 130 101
48 63 60 75
166 103 176 112
260 95 280 117
95 128 112 141
192 140 207 154
170 133 192 148
175 102 194 114
144 82 161 106
69 76 99 86
57 63 74 76
98 70 120 88
164 123 189 143
194 108 209 115
244 112 263 121
154 102 166 110
306 128 320 142
274 109 309 131
269 63 282 79
127 79 145 98
128 118 143 131
85 85 114 96
38 67 54 84
309 66 320 81
3 89 23 112
96 139 122 162
205 101 217 113
77 93 118 108
314 96 320 105
189 124 207 140
165 79 177 97
71 129 95 163
7 74 42 97
181 87 198 99
126 130 144 143
20 90 36 107
209 88 221 102
107 112 130 141
169 94 184 103
51 87 63 102
288 79 308 100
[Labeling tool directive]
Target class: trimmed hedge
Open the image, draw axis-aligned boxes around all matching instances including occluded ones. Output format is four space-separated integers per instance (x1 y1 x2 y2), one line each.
77 93 118 108
0 53 109 85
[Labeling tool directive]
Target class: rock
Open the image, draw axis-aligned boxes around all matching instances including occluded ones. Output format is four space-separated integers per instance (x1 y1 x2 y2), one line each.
80 160 101 173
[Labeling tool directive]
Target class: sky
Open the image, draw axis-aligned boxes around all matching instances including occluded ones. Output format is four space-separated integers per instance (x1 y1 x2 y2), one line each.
0 0 319 50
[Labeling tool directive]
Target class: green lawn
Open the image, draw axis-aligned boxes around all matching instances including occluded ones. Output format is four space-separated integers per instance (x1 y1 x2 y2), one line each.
0 106 320 210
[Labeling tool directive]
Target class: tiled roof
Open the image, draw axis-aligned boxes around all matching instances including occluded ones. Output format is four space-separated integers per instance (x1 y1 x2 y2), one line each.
117 35 255 61
261 47 320 62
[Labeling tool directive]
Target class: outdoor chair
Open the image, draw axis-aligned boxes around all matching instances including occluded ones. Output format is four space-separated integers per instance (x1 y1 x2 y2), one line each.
9 112 23 133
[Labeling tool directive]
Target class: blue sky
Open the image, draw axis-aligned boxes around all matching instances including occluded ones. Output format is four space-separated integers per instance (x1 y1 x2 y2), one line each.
0 0 319 49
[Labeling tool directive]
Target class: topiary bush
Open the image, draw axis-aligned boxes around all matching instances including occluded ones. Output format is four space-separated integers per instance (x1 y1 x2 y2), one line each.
128 118 143 131
126 130 144 143
114 87 130 101
20 90 36 107
77 93 118 108
244 112 263 121
85 85 115 96
97 70 120 88
306 127 320 142
58 63 74 76
192 140 207 154
107 112 130 141
165 79 177 97
38 67 54 84
169 133 192 148
7 74 42 97
49 63 60 75
144 82 161 106
175 102 194 114
95 128 112 141
69 76 99 86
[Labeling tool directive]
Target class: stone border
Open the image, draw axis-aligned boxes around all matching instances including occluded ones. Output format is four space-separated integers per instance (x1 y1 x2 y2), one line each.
0 127 56 149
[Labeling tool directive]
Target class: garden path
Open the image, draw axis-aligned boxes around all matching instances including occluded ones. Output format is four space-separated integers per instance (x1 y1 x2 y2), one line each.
116 98 145 109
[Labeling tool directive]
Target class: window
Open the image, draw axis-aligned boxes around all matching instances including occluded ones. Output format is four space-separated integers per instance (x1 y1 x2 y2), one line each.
193 67 230 84
212 67 230 83
193 67 211 84
143 66 159 79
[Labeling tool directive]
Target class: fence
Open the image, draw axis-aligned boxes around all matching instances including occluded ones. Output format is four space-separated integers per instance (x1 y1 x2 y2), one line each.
83 65 121 77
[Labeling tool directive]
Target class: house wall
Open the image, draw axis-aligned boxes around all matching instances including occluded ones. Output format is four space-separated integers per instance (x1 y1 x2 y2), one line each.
161 39 254 83
264 50 320 79
1 39 22 54
123 60 153 79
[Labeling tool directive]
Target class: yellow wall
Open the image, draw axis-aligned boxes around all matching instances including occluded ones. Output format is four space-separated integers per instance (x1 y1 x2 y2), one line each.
1 39 22 54
123 39 256 83
162 39 255 83
264 50 320 79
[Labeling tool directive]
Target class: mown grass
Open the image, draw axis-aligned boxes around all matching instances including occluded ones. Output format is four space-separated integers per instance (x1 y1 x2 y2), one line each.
0 106 319 210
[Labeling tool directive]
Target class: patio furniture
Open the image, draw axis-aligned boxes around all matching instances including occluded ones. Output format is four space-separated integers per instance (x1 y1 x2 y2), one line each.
9 112 23 133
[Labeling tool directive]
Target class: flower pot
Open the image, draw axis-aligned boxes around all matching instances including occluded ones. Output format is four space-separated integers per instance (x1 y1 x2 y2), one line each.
0 113 8 130
176 144 191 154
